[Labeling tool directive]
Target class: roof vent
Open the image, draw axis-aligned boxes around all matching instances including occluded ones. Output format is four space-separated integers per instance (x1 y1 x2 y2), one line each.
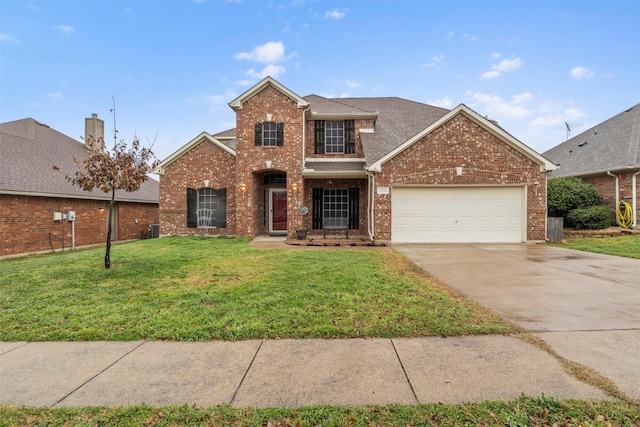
578 141 588 147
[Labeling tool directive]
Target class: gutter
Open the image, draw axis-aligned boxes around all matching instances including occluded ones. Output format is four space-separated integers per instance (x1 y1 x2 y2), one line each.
607 171 620 209
633 170 640 228
366 170 376 241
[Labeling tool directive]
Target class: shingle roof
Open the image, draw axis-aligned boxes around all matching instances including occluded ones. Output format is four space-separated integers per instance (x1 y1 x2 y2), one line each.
303 160 367 172
543 103 640 178
0 118 158 203
303 95 450 166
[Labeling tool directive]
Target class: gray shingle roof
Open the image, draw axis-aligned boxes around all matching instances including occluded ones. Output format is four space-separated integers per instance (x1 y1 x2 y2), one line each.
543 103 640 178
0 118 158 203
303 95 450 166
303 160 367 172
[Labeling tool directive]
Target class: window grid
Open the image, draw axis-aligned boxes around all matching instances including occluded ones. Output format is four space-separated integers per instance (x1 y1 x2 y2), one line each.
325 121 344 153
323 189 348 227
263 122 277 146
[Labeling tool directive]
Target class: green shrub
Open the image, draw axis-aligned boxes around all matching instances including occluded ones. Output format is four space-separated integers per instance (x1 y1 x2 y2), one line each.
566 205 612 229
547 177 601 217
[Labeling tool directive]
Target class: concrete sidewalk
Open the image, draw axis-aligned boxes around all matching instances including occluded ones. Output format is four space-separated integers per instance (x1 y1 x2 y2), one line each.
1 337 607 408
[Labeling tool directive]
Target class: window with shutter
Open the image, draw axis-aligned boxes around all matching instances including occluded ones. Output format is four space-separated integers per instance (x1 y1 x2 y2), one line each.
314 120 325 154
312 188 323 229
187 188 197 228
348 187 359 229
345 120 356 154
255 122 262 146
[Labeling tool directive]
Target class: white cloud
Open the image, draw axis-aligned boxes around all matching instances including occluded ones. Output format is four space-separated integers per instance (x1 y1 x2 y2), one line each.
246 64 286 79
55 25 74 35
422 54 445 68
428 96 453 109
445 32 455 40
203 88 238 104
325 9 346 20
234 41 285 63
465 91 534 120
345 79 361 88
462 33 478 42
481 56 524 79
47 92 64 99
494 57 524 73
530 106 586 128
0 33 23 44
571 66 595 80
481 70 501 80
490 52 502 60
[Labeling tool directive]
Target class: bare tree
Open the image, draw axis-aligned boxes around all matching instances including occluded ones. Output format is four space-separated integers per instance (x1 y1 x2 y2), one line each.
68 137 158 268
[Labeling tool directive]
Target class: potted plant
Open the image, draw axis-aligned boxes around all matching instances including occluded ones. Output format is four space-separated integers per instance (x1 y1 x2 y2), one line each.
295 228 308 240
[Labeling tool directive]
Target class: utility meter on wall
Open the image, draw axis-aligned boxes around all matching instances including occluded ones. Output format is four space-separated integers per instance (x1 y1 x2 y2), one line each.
68 211 76 221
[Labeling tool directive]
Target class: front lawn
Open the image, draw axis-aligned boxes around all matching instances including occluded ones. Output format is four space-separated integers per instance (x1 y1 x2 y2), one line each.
550 234 640 259
0 237 510 341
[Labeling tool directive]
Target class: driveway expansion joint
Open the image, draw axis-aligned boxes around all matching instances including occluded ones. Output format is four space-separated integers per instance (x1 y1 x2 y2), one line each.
390 338 420 405
230 339 264 405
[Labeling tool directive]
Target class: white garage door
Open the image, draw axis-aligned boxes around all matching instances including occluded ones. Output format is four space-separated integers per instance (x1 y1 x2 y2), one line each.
392 186 524 243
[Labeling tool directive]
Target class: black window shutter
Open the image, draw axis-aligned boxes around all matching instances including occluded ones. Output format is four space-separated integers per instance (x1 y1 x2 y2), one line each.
314 120 325 154
276 122 284 146
216 188 227 228
312 188 323 229
345 120 356 154
255 122 262 146
348 187 359 229
186 188 197 228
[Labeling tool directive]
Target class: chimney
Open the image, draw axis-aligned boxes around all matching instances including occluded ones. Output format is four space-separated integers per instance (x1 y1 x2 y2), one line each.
85 113 105 152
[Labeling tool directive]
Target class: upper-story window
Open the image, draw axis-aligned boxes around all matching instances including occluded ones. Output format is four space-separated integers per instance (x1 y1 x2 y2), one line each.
255 122 284 146
314 120 355 154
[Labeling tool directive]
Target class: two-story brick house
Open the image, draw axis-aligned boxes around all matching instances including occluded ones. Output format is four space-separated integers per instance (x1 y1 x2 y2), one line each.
154 77 556 243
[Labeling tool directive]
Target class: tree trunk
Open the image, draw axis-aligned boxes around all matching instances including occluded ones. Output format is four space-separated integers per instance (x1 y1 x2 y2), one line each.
105 189 115 269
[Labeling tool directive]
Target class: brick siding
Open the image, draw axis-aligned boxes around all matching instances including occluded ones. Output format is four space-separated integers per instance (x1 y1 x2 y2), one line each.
582 171 640 222
373 114 547 241
0 194 158 256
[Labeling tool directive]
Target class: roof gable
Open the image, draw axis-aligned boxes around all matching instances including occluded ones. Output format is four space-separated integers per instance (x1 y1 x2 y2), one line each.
228 76 309 110
543 103 640 177
153 131 236 175
0 118 158 203
368 104 556 173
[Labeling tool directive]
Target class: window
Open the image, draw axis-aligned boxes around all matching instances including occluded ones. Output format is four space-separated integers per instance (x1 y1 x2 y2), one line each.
325 121 344 153
255 122 284 146
314 120 356 154
186 187 227 228
323 188 348 226
312 187 360 229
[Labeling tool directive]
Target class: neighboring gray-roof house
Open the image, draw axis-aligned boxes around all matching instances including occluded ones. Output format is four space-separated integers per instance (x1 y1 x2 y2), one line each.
0 118 158 202
1 116 159 256
544 103 640 178
543 103 640 227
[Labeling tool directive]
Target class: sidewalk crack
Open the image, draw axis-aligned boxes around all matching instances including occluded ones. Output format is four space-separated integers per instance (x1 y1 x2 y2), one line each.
51 340 147 408
230 339 263 405
390 339 419 404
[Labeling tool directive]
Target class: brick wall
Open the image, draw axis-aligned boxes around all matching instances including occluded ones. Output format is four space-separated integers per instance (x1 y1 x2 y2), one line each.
159 138 237 236
234 85 305 238
372 113 548 241
0 194 158 256
582 170 640 222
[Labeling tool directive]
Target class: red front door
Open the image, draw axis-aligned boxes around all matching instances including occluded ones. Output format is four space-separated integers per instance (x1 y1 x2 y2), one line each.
271 189 287 233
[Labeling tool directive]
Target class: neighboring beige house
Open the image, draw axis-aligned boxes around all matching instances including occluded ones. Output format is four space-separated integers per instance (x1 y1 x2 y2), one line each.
0 115 159 256
155 77 556 243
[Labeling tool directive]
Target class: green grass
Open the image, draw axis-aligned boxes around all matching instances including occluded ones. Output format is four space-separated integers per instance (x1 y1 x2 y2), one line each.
550 234 640 259
1 397 638 426
0 236 509 341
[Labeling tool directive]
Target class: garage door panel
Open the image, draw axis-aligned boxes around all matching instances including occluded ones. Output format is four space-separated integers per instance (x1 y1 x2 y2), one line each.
391 187 524 243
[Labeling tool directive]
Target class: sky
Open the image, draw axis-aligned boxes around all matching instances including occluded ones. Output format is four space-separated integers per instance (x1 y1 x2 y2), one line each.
1 0 639 163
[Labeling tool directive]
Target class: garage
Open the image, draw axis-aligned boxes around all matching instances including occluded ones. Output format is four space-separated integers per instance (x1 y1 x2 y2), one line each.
391 186 525 243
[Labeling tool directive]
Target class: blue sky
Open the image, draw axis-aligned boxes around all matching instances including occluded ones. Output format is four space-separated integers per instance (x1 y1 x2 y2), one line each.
1 0 638 162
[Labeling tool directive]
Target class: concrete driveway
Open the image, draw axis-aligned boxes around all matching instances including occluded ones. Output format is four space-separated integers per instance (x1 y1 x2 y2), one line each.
393 243 640 399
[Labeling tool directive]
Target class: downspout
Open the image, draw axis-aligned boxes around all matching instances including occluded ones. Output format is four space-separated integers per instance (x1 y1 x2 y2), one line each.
607 171 620 207
366 170 376 241
633 170 640 228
